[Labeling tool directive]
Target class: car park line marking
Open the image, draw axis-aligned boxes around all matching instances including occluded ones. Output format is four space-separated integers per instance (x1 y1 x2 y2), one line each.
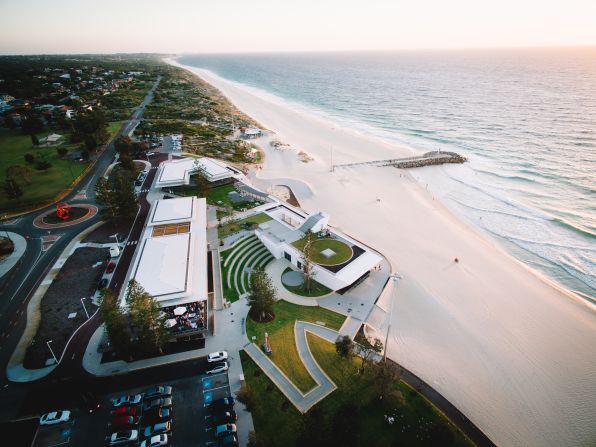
203 385 229 393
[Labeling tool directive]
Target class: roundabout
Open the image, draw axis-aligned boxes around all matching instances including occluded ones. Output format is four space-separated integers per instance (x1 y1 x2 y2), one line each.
33 204 98 229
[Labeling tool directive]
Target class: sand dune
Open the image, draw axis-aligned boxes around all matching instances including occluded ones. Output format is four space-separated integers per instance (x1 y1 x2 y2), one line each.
167 59 596 447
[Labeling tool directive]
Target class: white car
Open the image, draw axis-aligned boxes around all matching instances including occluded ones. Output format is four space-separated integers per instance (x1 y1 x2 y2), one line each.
207 351 228 363
39 410 71 425
112 394 142 407
206 361 229 375
140 434 168 447
107 430 138 446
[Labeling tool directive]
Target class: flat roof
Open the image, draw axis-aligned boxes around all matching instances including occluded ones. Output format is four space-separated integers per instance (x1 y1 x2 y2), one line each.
151 196 194 223
156 157 237 188
134 233 190 299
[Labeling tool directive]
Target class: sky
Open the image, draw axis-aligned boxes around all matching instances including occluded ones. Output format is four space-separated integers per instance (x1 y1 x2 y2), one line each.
1 0 596 54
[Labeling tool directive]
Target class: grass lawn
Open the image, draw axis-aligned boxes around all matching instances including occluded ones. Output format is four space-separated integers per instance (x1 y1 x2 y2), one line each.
292 235 353 265
281 267 333 297
217 213 272 238
239 334 472 447
107 121 122 139
246 300 345 393
0 129 89 212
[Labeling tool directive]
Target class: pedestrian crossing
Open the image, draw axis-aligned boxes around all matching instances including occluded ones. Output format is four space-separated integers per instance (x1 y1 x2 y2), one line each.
126 240 138 246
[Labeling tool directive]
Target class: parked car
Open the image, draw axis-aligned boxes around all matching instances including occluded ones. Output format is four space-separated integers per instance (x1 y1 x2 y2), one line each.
206 361 228 375
106 430 138 446
106 262 116 273
207 351 228 363
112 406 139 416
142 421 171 438
112 394 142 407
143 386 172 400
215 423 237 438
111 415 140 430
210 397 235 411
211 410 237 424
143 397 172 412
144 407 172 424
140 434 168 447
81 391 100 414
98 278 109 289
39 410 70 426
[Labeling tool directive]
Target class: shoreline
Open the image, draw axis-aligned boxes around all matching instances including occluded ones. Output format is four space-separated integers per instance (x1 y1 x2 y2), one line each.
166 58 596 447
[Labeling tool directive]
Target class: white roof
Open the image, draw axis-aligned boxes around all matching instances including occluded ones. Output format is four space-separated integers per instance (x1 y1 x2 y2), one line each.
155 157 239 188
125 197 208 307
134 233 190 298
151 196 194 223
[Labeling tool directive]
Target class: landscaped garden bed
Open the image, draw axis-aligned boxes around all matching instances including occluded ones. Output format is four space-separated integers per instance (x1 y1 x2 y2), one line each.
281 267 333 297
245 300 345 393
217 212 272 238
24 247 109 368
239 334 472 446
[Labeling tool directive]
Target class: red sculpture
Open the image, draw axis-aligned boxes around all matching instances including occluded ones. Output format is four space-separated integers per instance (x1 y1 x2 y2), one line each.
56 202 70 221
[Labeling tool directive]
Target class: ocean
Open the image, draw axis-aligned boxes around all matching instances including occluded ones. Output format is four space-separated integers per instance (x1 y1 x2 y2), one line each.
177 49 596 300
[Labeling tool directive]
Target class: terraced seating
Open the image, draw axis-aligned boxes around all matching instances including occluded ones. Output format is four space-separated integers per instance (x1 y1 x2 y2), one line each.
220 234 274 302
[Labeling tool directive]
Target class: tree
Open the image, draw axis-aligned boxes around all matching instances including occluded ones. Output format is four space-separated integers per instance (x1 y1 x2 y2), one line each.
31 134 39 146
57 147 68 157
24 153 35 164
247 268 276 322
125 279 168 356
21 114 44 135
35 160 52 171
6 165 32 185
3 177 23 201
354 333 383 374
84 134 97 151
300 231 316 293
100 288 132 359
371 361 403 401
335 335 354 359
95 171 139 225
118 152 135 172
114 135 133 154
236 383 258 411
192 162 210 198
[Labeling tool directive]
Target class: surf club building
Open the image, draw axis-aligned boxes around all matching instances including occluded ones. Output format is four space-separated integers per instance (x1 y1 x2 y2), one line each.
122 196 210 340
255 203 383 292
154 156 243 189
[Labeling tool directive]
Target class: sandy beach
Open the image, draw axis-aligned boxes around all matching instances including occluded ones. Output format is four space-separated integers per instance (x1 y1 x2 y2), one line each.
167 58 596 447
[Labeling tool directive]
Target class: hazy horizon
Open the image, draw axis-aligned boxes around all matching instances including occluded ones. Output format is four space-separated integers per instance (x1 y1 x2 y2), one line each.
1 0 596 54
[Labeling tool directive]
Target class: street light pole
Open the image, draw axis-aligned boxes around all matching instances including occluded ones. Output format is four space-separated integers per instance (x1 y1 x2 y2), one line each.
383 273 401 363
46 340 58 364
80 297 90 319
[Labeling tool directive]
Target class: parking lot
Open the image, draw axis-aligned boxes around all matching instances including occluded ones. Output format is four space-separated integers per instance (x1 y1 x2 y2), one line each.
14 356 240 447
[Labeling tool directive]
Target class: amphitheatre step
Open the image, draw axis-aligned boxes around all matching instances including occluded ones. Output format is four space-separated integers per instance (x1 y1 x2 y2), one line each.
225 238 261 288
223 235 257 268
238 247 270 294
242 250 274 292
232 245 268 294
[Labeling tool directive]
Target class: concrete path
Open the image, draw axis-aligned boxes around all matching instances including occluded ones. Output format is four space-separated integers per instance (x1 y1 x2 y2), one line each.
338 316 363 339
0 232 27 278
244 320 341 413
265 259 317 306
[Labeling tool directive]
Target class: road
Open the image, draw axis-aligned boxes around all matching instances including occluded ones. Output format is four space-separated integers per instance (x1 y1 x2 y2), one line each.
0 77 161 420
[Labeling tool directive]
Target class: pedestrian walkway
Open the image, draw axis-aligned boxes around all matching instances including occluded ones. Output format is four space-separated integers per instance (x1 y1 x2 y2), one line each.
244 320 341 413
265 259 317 307
0 232 27 278
338 316 363 339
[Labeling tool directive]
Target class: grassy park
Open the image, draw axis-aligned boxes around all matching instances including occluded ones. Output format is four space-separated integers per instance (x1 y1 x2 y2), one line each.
0 122 121 212
246 300 345 392
240 333 472 446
